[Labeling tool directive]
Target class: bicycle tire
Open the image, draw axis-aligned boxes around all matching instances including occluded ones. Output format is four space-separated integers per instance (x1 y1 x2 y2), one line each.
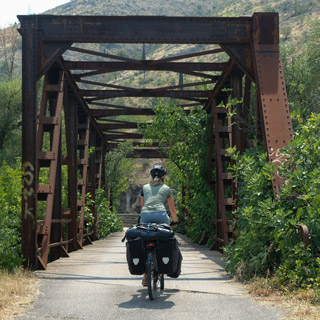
146 251 154 300
146 251 161 300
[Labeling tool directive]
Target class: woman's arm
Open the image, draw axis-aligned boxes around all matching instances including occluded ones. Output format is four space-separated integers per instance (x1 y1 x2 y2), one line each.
141 196 144 208
168 197 177 223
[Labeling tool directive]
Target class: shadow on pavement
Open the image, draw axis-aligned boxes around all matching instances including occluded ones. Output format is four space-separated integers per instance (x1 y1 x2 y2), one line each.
117 289 179 309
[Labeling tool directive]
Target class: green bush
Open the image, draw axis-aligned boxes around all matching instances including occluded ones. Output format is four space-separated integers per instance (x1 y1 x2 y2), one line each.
224 113 320 289
95 189 123 238
0 161 23 270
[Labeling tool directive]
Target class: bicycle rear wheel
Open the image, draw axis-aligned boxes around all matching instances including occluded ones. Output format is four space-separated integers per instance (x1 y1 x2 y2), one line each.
146 251 161 300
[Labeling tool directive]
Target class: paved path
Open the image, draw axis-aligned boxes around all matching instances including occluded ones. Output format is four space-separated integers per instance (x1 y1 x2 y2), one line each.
19 231 283 320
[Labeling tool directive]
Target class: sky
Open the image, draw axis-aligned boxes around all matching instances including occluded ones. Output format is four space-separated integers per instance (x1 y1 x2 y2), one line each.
0 0 69 27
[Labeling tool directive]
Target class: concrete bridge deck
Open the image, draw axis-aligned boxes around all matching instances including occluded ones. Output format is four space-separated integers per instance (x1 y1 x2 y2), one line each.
18 231 283 320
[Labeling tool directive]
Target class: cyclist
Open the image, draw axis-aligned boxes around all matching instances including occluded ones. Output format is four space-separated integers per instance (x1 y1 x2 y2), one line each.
140 163 178 285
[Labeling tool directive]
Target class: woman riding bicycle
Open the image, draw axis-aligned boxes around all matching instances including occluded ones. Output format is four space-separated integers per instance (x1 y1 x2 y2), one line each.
140 163 178 285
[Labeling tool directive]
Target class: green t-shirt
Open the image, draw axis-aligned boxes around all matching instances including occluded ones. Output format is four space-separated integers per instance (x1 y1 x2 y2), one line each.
141 183 173 214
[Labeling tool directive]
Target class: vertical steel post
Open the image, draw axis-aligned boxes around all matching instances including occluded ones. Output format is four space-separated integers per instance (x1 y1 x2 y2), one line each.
49 68 62 262
64 92 79 251
88 127 97 239
230 68 245 153
21 18 38 269
252 12 293 193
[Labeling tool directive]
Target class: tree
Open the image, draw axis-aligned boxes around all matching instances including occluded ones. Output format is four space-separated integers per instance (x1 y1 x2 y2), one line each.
0 78 22 164
282 20 320 125
0 24 21 79
105 141 135 210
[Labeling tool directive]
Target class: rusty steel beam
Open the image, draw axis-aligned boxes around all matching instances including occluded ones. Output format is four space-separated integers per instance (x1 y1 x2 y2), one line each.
69 46 143 64
126 149 169 159
252 12 293 193
80 89 212 99
65 61 227 72
104 132 144 140
220 43 254 81
97 122 140 130
70 46 224 65
64 92 79 252
18 15 252 44
77 79 215 92
21 16 38 269
76 79 142 92
107 142 160 149
90 107 155 117
148 48 225 64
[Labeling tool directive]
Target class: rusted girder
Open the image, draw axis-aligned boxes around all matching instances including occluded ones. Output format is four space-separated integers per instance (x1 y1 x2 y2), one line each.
80 89 212 99
126 148 168 159
104 132 144 140
18 15 252 44
70 46 224 64
98 122 140 130
65 61 227 72
107 142 160 148
77 79 216 91
252 12 293 193
90 108 155 117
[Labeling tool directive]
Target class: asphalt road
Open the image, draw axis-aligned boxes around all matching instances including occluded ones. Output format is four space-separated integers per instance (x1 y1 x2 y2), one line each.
18 231 283 320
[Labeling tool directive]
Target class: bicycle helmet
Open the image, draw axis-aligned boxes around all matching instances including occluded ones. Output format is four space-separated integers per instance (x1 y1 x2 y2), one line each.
150 164 166 179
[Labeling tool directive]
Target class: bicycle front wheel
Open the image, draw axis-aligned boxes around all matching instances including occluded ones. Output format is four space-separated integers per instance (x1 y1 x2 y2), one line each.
146 251 161 300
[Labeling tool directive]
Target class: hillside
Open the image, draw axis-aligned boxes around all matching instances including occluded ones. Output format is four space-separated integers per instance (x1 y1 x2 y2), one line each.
45 0 319 44
2 0 319 82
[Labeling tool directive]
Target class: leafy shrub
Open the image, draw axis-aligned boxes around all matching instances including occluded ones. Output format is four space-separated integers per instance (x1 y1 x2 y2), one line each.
95 189 123 238
224 113 320 289
0 161 23 270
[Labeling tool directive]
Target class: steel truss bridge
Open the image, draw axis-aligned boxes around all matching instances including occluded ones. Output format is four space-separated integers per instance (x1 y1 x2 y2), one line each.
18 13 293 269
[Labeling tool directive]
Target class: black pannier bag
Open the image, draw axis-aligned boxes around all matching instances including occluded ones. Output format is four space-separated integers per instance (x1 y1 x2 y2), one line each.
126 238 146 275
167 249 183 278
125 224 174 241
156 238 180 275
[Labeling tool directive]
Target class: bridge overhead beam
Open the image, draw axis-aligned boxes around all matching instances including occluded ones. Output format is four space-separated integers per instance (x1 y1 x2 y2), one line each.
64 61 227 72
126 149 169 159
18 15 252 44
80 89 211 99
90 108 155 117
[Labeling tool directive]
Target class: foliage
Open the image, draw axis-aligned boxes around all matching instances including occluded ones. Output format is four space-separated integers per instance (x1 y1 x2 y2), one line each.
140 100 216 242
224 113 320 289
83 190 123 238
282 20 320 126
104 141 135 211
0 25 21 79
95 189 123 238
0 77 21 165
0 161 23 271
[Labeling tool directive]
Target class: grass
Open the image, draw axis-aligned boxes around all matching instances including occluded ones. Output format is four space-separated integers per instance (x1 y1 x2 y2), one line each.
0 268 39 320
246 277 320 320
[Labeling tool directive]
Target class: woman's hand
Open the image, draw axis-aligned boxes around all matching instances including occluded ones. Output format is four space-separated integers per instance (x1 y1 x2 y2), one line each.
170 220 178 228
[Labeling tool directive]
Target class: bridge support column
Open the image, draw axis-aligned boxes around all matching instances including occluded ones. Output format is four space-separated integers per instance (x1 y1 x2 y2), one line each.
252 12 293 193
21 19 38 269
64 92 79 252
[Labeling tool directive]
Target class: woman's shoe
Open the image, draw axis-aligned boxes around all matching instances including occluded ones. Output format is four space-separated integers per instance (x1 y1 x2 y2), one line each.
142 279 148 286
